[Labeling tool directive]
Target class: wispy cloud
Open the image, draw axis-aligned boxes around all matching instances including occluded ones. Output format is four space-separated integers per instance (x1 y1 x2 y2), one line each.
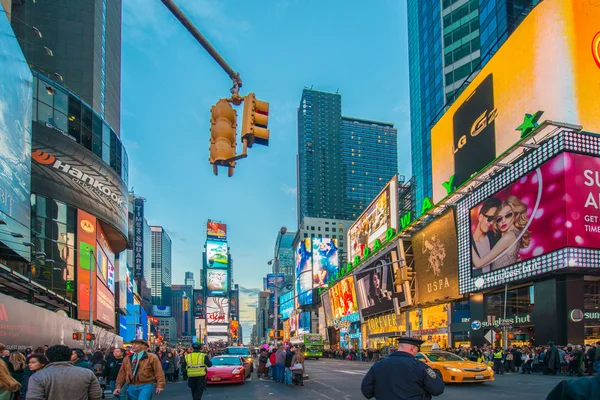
281 184 297 196
238 286 261 296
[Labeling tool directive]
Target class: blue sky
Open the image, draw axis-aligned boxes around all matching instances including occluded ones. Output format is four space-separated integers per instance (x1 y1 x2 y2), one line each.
121 0 410 342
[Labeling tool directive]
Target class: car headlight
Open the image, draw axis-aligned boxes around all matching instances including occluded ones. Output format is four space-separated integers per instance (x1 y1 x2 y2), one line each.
444 367 462 373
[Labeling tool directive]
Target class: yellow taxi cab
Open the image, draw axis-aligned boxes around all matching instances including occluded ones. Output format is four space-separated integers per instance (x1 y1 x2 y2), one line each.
416 346 494 384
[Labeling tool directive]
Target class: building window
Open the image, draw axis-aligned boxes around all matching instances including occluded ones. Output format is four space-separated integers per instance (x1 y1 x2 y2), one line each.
304 233 308 238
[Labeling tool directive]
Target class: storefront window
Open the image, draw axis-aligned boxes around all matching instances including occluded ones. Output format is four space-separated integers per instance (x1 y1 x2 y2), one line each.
584 278 600 309
486 285 534 319
422 304 449 330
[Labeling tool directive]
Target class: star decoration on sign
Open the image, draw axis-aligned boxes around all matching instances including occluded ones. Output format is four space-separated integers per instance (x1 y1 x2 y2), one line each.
516 110 544 139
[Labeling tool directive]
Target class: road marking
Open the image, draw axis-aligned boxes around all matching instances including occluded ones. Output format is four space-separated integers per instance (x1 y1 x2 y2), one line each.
339 370 368 375
311 389 337 400
312 380 343 393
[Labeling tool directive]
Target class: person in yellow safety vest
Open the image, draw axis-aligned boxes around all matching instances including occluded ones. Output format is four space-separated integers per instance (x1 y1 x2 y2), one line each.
493 347 504 376
185 344 212 400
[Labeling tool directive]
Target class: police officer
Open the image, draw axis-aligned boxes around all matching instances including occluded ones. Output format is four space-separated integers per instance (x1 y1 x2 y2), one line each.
185 343 212 400
361 337 444 400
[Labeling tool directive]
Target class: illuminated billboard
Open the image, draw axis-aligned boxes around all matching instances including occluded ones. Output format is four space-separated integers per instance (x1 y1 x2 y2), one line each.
297 312 311 334
312 238 339 288
230 320 239 339
431 0 600 202
355 247 396 318
329 276 359 319
295 239 313 306
207 221 227 241
412 208 460 305
279 291 294 320
206 297 230 324
206 240 228 268
207 269 228 296
347 176 398 262
322 292 333 327
266 273 285 289
77 210 97 322
193 289 204 318
151 305 172 317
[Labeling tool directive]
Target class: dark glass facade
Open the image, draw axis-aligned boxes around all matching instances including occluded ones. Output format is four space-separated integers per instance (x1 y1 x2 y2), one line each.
32 70 128 185
151 227 172 306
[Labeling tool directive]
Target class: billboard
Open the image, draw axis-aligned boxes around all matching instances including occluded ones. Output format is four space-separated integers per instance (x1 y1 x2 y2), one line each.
31 125 129 251
96 280 115 328
206 297 229 324
206 269 229 296
431 0 600 202
77 210 98 321
151 305 172 317
469 153 600 276
206 240 228 268
322 292 333 327
413 208 460 304
230 320 239 339
279 291 294 320
0 12 32 261
312 238 339 288
96 223 115 293
329 276 359 319
348 176 398 261
207 221 227 241
133 198 144 278
295 239 313 306
355 247 397 318
297 312 311 334
194 289 204 318
266 273 285 289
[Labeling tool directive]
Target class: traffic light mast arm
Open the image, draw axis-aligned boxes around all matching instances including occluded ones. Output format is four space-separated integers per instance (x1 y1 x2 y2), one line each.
161 0 242 95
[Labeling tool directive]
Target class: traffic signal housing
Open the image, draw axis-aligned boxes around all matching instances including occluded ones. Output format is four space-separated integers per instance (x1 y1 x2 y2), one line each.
394 270 404 287
209 99 237 176
73 332 83 340
241 93 269 148
86 333 96 341
401 265 415 282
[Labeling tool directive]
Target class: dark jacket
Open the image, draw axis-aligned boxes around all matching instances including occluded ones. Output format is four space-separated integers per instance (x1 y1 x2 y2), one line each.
102 357 125 382
20 367 35 398
285 350 295 368
546 374 600 400
547 346 561 371
361 351 445 400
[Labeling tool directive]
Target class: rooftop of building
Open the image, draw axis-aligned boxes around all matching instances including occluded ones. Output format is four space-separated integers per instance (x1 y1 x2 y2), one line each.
342 116 395 128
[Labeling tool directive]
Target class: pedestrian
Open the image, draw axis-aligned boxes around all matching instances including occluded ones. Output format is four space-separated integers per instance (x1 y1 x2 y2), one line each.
361 337 444 400
546 342 561 375
184 343 212 400
25 344 102 400
20 354 49 399
102 348 125 399
0 360 20 400
290 347 305 386
284 346 295 386
493 347 504 375
268 350 276 380
114 339 165 400
162 352 175 383
256 348 269 379
546 373 600 399
0 345 13 378
275 346 286 383
72 348 92 370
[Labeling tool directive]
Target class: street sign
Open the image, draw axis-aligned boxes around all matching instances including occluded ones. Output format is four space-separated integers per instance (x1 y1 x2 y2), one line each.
484 330 494 344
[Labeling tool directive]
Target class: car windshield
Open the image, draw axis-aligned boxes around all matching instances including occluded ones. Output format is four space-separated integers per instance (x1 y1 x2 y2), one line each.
225 348 250 356
423 352 464 362
210 357 241 366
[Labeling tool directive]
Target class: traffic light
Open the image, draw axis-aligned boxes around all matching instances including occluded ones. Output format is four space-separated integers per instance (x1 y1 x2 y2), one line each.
86 333 96 341
73 332 83 340
394 270 404 287
241 93 269 148
401 265 415 282
209 99 237 176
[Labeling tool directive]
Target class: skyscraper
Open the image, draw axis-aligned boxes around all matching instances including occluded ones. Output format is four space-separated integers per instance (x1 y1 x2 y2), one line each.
297 89 398 224
407 0 538 214
10 0 122 133
275 232 296 283
172 284 194 338
151 226 172 306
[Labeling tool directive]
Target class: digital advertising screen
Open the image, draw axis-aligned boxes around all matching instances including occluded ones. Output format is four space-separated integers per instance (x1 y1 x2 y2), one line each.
206 296 230 324
355 248 396 318
207 269 229 296
348 176 398 261
295 239 312 277
329 276 359 319
430 0 600 202
412 208 460 304
193 289 204 318
207 221 227 241
298 312 311 334
151 305 172 317
266 273 285 290
279 291 294 320
295 238 313 306
77 210 97 322
206 240 229 268
322 292 333 327
312 238 339 288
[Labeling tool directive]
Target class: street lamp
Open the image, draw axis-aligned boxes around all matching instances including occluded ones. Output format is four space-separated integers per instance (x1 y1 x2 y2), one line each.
269 226 287 346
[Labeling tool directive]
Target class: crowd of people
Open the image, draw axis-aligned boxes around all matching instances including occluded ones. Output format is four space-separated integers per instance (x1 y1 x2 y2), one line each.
0 340 218 400
323 348 383 362
255 345 306 386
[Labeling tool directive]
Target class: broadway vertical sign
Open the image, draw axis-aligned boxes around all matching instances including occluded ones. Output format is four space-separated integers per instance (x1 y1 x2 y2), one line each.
134 198 144 278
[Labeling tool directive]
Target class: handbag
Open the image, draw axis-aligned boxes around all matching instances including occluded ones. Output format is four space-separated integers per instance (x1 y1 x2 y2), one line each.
291 363 303 371
266 360 272 368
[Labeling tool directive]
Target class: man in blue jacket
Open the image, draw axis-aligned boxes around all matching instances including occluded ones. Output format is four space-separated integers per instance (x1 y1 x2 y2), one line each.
361 337 444 400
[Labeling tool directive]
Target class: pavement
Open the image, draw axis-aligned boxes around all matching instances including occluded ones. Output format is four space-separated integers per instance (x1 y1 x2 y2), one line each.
107 358 584 399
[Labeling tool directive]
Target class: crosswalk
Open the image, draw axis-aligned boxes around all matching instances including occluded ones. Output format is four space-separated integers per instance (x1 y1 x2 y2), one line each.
338 370 369 375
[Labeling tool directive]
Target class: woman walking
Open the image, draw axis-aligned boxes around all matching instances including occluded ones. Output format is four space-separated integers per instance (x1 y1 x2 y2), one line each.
163 351 176 383
291 347 306 386
0 361 19 400
257 348 269 379
20 354 48 399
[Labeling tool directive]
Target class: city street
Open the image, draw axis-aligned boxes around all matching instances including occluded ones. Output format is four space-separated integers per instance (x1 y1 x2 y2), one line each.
118 359 577 399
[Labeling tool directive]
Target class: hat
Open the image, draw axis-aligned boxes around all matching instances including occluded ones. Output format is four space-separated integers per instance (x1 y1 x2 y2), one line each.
131 339 149 347
397 336 425 347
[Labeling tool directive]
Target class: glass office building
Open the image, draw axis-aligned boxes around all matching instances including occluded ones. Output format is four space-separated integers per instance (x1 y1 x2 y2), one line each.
407 0 538 215
151 226 172 306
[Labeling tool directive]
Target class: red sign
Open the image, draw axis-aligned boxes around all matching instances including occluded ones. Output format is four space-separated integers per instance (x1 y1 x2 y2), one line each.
77 210 97 321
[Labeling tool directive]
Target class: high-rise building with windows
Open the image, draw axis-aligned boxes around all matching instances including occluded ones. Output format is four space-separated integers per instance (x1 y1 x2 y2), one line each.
151 226 172 306
297 89 398 225
408 0 538 214
185 272 195 288
274 231 296 283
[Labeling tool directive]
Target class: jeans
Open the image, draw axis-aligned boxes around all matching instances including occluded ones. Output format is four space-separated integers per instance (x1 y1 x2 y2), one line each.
188 377 207 400
109 381 126 400
269 366 275 379
594 361 600 373
284 368 293 385
127 383 154 400
276 364 285 382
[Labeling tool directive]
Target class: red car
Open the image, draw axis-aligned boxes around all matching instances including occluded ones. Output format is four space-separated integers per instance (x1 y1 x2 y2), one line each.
206 355 251 385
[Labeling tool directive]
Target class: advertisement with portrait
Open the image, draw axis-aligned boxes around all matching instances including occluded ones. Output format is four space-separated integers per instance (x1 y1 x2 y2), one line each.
151 305 172 318
77 210 98 321
31 125 129 251
207 269 229 296
413 208 460 304
207 221 227 241
206 296 230 324
295 238 313 306
0 13 32 261
206 240 229 268
289 312 298 333
194 289 205 318
321 292 333 327
96 223 115 292
355 247 396 318
312 238 339 288
297 312 311 334
133 197 144 278
329 276 359 319
470 153 600 276
348 176 398 261
96 280 115 328
430 0 600 203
